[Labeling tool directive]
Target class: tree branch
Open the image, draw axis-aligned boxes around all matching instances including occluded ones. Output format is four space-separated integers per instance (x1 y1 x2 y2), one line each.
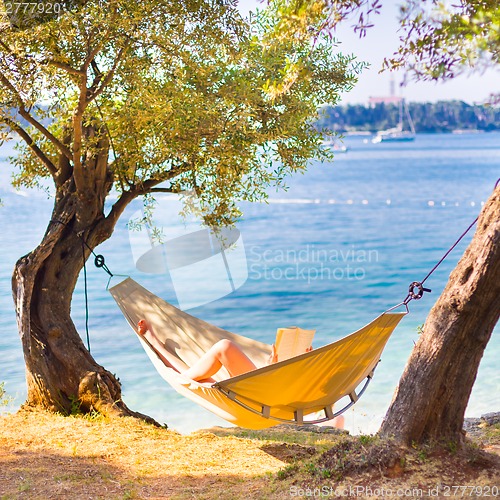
102 189 136 235
44 59 85 76
137 162 193 194
103 163 192 233
72 71 87 191
86 43 130 105
148 188 174 193
80 2 121 74
2 115 57 177
72 29 107 190
0 73 73 161
82 44 103 72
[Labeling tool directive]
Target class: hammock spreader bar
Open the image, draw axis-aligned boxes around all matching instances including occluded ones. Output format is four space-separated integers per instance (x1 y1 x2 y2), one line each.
214 368 375 425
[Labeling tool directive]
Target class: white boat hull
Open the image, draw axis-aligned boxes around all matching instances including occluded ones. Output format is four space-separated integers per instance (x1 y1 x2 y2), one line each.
372 132 415 143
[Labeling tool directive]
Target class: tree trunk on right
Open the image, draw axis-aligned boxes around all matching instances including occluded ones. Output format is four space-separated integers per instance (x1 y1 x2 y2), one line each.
379 185 500 446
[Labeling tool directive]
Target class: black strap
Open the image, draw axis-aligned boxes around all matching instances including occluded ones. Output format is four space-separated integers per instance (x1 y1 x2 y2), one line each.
50 219 115 352
82 239 91 352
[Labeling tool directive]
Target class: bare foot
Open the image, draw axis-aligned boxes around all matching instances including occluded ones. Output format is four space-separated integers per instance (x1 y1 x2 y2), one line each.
137 319 149 336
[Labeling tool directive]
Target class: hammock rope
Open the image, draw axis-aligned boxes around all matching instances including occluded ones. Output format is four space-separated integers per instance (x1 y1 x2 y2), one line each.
400 177 499 307
49 218 120 352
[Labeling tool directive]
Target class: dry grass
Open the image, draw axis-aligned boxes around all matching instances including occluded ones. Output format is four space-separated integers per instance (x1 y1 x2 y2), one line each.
0 408 284 499
0 409 499 499
212 424 500 497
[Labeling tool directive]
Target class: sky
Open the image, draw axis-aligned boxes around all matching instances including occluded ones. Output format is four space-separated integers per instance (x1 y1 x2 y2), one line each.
238 0 500 105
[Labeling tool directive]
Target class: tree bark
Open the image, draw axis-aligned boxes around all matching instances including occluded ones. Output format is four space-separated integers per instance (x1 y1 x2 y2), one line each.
12 152 156 423
379 185 500 445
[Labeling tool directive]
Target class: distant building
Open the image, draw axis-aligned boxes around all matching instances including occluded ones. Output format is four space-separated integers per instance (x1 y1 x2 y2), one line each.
368 78 405 107
368 96 403 107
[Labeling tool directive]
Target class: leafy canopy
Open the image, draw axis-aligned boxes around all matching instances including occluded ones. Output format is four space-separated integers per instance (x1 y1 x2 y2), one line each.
0 0 364 226
385 0 499 85
276 0 498 96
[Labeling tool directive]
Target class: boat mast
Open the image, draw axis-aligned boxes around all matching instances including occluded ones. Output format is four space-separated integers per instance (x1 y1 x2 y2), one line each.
404 99 416 134
398 99 403 132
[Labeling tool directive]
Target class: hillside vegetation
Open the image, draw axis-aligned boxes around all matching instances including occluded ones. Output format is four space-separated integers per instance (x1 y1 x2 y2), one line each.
320 101 499 133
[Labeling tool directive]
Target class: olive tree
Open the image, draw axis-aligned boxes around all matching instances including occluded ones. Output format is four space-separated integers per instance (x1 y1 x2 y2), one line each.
0 0 361 418
379 0 500 445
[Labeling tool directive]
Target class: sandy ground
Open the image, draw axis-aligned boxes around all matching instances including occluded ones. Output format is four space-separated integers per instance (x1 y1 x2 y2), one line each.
0 408 499 499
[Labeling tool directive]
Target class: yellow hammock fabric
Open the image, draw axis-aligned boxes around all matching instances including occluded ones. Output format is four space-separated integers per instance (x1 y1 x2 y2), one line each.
110 278 406 430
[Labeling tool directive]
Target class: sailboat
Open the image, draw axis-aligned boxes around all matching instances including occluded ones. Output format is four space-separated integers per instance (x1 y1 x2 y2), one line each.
372 99 416 143
321 137 348 153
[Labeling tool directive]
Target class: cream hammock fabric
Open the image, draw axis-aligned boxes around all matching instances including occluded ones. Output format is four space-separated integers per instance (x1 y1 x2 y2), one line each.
110 278 406 430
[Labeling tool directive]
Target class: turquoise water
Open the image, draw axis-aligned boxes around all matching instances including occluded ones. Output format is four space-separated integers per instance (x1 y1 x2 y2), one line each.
1 132 499 433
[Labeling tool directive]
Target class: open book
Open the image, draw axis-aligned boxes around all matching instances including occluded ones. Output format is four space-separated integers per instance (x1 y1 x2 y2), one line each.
275 326 316 361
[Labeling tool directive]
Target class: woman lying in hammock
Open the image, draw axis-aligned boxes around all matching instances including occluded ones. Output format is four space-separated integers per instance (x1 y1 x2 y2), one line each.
137 319 311 382
137 319 344 429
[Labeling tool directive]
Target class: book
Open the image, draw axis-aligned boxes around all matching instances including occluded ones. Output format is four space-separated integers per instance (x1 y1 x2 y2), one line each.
275 326 316 361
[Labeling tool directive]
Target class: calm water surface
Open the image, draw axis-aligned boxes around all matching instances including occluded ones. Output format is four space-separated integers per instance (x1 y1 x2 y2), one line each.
1 132 499 433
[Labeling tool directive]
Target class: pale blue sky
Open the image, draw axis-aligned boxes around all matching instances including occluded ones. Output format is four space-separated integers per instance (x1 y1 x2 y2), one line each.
238 0 500 105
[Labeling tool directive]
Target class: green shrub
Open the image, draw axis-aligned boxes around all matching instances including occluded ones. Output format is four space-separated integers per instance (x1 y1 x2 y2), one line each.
0 382 13 408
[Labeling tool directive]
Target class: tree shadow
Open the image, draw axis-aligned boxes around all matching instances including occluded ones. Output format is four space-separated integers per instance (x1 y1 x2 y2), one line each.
0 448 276 499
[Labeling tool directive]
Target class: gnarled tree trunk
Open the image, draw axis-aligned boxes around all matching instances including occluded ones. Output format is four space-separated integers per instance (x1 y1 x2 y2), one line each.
11 139 152 422
380 185 500 445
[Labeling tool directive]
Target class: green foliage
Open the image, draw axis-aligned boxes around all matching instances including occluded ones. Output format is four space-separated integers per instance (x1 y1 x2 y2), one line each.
358 434 377 446
0 0 363 226
66 394 105 421
270 0 383 39
384 0 499 87
305 461 318 474
17 479 32 493
0 381 13 409
411 440 428 462
446 440 458 455
67 394 83 416
276 463 298 480
277 1 498 99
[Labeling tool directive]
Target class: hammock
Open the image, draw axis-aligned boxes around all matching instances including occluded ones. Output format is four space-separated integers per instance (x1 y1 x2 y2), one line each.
110 278 406 429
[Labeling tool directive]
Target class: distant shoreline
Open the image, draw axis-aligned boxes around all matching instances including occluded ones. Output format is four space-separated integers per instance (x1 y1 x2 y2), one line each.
320 100 500 135
343 129 492 137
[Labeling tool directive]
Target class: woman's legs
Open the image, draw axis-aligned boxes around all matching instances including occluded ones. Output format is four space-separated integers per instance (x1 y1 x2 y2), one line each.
137 320 256 382
182 338 257 382
332 415 345 429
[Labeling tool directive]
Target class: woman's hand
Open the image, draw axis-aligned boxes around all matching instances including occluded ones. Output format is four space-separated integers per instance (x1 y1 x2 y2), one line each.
267 344 312 365
268 344 278 365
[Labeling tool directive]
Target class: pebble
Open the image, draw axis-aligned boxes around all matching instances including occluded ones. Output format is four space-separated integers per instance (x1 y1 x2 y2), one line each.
481 412 500 426
463 412 500 437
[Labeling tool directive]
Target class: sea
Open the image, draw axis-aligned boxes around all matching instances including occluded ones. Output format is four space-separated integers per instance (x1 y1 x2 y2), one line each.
1 132 499 434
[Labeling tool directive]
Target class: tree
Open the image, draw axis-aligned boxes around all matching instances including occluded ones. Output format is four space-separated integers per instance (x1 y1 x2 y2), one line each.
0 0 362 418
279 0 498 99
384 0 499 90
284 0 499 445
379 188 500 444
378 0 500 446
